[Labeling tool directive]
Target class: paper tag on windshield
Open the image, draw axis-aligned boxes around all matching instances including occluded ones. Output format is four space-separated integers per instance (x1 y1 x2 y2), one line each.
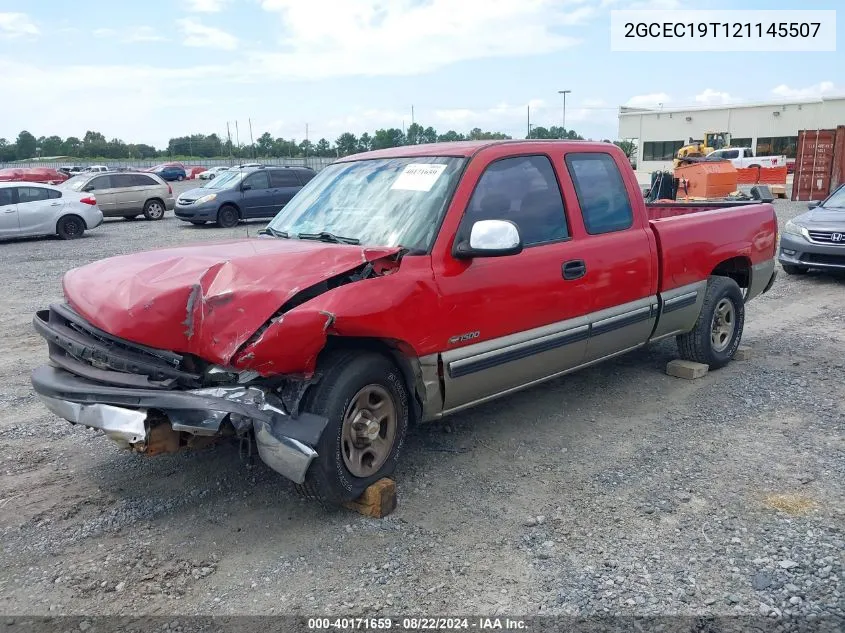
390 163 447 192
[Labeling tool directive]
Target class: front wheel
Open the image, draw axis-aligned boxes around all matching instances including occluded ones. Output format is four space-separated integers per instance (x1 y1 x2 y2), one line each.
216 205 239 228
177 175 184 181
296 352 410 506
676 276 745 369
782 264 808 275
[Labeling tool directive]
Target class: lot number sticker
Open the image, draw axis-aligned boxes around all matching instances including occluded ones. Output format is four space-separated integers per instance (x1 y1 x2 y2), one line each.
391 163 447 192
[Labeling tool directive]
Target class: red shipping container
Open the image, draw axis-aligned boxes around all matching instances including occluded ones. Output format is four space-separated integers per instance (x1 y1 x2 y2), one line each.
791 127 845 201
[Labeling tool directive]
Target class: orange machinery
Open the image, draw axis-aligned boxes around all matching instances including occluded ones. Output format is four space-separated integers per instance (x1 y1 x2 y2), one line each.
673 160 738 199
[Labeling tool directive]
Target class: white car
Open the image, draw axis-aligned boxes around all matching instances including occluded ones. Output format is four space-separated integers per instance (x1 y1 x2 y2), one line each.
706 148 787 169
198 166 230 180
0 182 104 240
82 165 109 173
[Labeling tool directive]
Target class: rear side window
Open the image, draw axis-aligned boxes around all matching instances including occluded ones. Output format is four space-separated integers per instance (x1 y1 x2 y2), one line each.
110 174 136 188
244 171 270 190
130 174 157 187
269 170 300 187
297 170 316 185
565 153 633 235
465 154 569 246
0 188 13 206
48 189 62 199
18 187 51 203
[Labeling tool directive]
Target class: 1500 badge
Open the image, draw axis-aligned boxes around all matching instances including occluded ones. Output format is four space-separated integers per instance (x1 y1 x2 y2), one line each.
449 331 480 345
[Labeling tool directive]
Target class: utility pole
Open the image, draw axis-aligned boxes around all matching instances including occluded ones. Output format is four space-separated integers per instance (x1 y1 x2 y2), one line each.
248 118 255 159
226 122 233 165
558 90 571 139
411 105 415 127
305 123 309 166
527 105 531 138
235 121 240 157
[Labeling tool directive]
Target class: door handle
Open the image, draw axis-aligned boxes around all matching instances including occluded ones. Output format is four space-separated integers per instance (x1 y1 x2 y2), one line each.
562 259 586 280
50 202 61 206
4 209 15 214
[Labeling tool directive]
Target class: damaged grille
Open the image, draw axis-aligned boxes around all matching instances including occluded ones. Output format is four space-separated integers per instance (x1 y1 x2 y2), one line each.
34 303 204 389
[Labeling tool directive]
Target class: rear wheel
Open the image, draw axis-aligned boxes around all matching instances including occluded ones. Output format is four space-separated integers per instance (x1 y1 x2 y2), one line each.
57 215 85 240
177 174 184 181
143 200 165 220
782 264 808 275
295 352 410 506
676 276 745 369
216 204 239 228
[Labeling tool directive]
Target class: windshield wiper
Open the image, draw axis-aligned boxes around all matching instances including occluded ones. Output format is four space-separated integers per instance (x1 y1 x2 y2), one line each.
297 231 360 245
258 227 290 238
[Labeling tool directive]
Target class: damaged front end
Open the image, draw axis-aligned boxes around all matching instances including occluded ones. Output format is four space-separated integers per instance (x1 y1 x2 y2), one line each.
30 303 328 484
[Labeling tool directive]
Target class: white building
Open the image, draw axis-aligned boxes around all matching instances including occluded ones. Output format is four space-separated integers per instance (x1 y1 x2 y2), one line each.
617 96 845 173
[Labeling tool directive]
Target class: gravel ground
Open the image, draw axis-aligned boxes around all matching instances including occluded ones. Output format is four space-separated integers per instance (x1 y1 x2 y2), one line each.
0 188 842 626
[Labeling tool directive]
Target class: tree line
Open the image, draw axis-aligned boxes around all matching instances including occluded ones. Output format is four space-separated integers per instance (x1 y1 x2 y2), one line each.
0 123 638 163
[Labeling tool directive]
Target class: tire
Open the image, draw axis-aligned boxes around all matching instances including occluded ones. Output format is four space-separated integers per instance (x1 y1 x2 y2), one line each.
177 174 184 181
143 199 166 221
57 215 85 240
782 264 808 275
295 351 410 506
216 204 239 228
676 276 745 369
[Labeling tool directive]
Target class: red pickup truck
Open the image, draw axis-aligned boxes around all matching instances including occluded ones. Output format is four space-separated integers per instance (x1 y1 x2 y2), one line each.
30 141 778 505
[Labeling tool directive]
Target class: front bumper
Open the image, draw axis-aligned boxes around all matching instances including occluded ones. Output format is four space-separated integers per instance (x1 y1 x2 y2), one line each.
32 365 327 484
175 203 216 221
30 304 328 485
778 233 845 270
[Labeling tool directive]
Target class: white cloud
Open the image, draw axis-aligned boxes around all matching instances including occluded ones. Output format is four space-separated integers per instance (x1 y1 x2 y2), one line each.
177 19 238 50
186 0 229 12
127 26 165 43
0 12 39 38
252 0 583 79
625 93 671 108
694 89 734 105
94 26 164 43
771 81 838 99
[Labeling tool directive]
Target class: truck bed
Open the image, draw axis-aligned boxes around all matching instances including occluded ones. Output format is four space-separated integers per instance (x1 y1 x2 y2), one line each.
646 199 765 220
647 202 778 291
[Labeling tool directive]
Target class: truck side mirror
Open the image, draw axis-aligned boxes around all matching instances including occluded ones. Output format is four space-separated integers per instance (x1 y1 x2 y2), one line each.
453 219 523 259
807 201 820 209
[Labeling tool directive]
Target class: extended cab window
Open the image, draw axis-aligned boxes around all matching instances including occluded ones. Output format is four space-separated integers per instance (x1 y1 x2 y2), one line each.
466 155 568 246
565 153 633 235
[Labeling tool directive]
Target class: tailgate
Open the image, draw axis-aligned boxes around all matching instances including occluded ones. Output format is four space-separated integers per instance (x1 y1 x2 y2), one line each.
649 203 778 291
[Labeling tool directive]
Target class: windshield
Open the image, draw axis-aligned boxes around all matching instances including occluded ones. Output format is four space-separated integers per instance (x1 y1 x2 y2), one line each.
61 175 89 191
202 170 245 189
821 185 845 209
265 157 465 251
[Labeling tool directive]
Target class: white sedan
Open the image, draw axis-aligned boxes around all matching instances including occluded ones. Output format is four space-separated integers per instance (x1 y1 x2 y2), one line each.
198 166 230 180
0 182 104 240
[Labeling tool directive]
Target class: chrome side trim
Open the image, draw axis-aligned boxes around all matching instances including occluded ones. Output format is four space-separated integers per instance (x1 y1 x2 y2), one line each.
447 324 589 378
584 296 657 362
648 280 707 343
440 342 646 417
746 259 776 302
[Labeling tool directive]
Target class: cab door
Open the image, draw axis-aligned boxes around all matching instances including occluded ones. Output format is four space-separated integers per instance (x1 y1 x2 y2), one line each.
432 150 594 413
0 187 18 236
561 151 657 362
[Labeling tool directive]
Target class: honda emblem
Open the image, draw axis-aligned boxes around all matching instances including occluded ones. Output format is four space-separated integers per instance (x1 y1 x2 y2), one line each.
832 232 844 242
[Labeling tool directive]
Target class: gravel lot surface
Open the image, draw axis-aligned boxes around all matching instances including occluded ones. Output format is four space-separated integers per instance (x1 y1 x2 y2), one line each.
0 188 842 625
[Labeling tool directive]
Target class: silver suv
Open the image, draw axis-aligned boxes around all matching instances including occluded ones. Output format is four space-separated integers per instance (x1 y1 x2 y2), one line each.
60 171 175 220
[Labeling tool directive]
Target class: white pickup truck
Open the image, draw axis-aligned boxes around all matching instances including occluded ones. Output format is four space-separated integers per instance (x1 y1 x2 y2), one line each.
706 147 787 169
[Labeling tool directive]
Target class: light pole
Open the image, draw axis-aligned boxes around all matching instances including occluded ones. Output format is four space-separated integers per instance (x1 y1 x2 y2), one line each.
558 90 571 139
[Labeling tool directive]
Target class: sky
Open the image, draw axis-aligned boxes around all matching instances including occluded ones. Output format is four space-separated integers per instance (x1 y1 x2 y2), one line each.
0 0 842 149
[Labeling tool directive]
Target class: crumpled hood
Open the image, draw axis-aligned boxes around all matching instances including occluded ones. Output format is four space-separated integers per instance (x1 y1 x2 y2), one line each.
62 238 401 365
